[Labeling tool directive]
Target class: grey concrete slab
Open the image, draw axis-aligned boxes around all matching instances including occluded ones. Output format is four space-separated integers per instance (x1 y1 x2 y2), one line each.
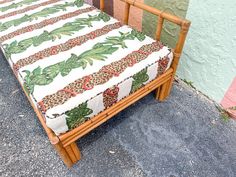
1 52 236 177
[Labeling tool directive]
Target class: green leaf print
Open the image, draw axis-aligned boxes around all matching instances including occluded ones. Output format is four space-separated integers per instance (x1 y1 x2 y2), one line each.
74 0 84 7
23 82 31 95
4 12 111 58
42 63 61 78
23 69 35 94
59 60 75 77
32 66 41 75
50 24 84 40
99 29 145 48
131 68 149 93
0 0 38 12
131 29 146 41
23 29 146 94
65 102 93 129
18 38 34 49
32 74 53 85
98 12 111 22
0 1 83 32
77 45 119 69
33 31 52 46
23 66 54 94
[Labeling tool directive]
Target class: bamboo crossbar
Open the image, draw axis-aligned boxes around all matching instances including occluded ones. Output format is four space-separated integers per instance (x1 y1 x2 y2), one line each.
119 0 190 26
119 0 190 51
124 2 130 25
3 0 190 168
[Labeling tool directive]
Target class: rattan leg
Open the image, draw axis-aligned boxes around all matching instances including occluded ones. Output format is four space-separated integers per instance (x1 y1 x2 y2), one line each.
53 142 73 167
65 142 81 164
165 78 174 99
53 141 81 167
156 78 172 101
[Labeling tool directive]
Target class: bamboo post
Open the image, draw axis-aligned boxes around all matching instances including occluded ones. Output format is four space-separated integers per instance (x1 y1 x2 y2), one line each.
172 21 191 72
53 142 74 167
157 21 190 100
100 0 104 11
123 2 130 25
155 80 169 101
53 141 81 167
70 142 81 160
155 15 164 41
64 143 81 163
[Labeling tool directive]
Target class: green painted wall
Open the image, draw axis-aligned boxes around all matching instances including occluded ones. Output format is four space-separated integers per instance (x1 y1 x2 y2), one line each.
142 0 189 48
142 0 236 102
177 0 236 102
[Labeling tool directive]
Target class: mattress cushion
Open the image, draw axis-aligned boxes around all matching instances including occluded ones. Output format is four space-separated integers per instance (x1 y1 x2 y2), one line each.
0 0 173 134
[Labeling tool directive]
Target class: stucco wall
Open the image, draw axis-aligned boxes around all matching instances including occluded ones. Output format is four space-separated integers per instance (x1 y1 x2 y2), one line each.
86 0 235 103
177 0 236 102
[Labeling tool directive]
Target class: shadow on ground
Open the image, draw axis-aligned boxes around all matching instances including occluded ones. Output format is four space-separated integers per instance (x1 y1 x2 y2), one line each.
1 53 236 177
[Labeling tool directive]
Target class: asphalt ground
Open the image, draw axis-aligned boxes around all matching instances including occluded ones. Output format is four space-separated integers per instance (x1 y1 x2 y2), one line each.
1 52 236 177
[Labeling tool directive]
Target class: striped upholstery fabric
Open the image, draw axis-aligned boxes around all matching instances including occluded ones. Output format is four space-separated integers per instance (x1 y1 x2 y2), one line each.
0 0 173 134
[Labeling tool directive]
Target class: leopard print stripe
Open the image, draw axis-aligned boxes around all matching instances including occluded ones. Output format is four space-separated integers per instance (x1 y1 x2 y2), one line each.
15 22 122 69
157 56 170 76
0 0 60 20
0 0 13 5
0 7 96 42
103 86 119 109
40 41 163 111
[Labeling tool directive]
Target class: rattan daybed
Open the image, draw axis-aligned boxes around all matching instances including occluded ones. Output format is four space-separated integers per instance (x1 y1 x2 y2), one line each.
0 0 190 167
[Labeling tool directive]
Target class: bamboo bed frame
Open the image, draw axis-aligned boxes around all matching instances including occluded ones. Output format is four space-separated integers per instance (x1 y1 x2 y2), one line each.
10 0 191 167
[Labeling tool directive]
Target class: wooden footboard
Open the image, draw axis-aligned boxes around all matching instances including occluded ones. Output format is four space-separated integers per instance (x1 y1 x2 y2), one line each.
7 0 190 167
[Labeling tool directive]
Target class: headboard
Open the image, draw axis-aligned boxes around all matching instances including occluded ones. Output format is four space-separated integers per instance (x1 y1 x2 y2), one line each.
99 0 191 74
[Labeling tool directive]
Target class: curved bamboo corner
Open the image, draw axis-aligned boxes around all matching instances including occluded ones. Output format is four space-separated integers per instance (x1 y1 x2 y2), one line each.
6 0 191 168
